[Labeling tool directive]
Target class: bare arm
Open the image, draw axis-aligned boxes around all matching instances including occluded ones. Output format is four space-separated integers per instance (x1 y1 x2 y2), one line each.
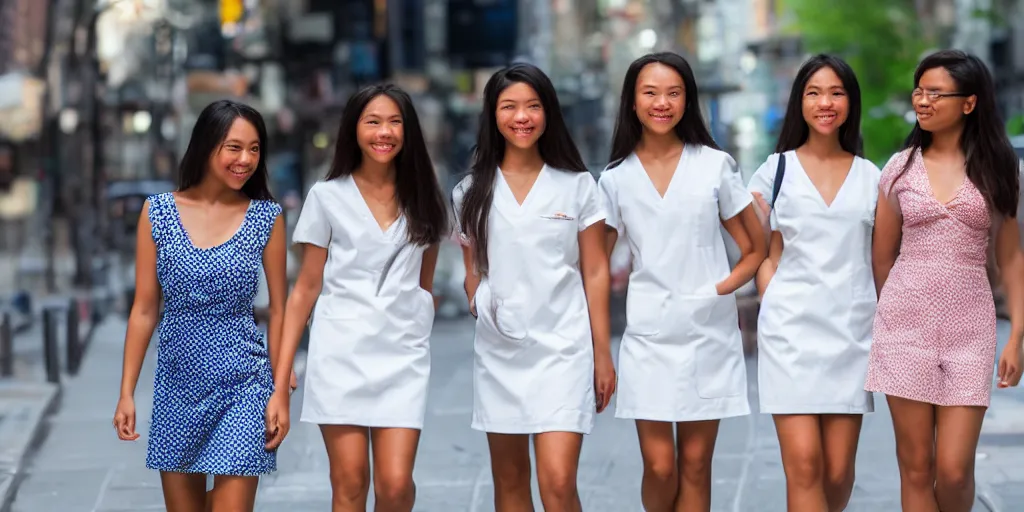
755 232 783 298
460 244 481 315
580 221 612 356
119 203 161 400
718 205 768 295
872 189 903 296
262 216 288 392
274 245 327 391
604 227 618 257
995 217 1024 349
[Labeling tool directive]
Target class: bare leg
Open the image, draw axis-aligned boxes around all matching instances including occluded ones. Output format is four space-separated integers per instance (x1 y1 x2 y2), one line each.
887 395 939 512
934 406 986 512
820 414 864 512
487 433 534 512
370 427 422 512
160 471 207 512
674 420 719 512
321 425 372 512
207 475 260 512
534 431 584 512
635 420 679 511
773 415 828 512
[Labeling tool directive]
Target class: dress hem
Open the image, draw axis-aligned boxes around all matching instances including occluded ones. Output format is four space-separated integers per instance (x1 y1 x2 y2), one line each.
146 464 276 477
471 419 593 435
759 404 875 415
864 384 990 408
299 416 424 429
614 406 751 422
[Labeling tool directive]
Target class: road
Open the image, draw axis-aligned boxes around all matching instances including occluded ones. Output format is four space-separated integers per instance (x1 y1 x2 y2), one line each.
8 316 1013 511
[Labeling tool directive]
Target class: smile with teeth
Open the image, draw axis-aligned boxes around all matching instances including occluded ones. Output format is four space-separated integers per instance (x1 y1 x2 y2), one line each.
512 126 534 136
815 113 837 123
229 168 252 177
370 142 395 153
650 112 673 121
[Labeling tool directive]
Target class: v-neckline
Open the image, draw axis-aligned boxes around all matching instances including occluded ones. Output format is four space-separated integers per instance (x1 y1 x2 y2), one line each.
169 193 253 251
633 145 686 201
497 165 546 210
791 151 855 210
919 152 967 208
348 176 402 236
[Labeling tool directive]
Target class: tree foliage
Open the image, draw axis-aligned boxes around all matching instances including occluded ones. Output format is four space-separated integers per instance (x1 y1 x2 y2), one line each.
781 0 935 165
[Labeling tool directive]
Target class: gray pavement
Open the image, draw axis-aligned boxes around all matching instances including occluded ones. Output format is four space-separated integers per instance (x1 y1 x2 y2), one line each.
4 316 1018 511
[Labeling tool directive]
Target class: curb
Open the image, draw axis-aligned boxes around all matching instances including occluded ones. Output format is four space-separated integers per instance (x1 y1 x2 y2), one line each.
0 382 60 512
977 482 1005 512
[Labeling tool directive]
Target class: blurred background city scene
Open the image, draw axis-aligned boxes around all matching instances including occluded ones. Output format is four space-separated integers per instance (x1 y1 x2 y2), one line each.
0 0 1023 510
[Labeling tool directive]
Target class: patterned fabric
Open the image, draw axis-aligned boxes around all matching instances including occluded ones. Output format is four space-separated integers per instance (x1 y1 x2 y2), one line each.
145 192 281 475
866 149 997 407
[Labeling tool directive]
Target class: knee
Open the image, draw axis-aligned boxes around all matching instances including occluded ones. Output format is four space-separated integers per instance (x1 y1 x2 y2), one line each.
784 451 824 489
935 462 973 494
679 446 714 486
492 459 532 493
373 471 415 507
824 463 854 494
897 450 935 488
329 466 370 503
536 466 578 503
643 457 677 486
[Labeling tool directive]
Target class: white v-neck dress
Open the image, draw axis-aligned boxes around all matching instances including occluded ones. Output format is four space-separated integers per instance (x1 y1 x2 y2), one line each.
452 166 606 434
293 177 435 428
598 145 752 421
747 151 879 414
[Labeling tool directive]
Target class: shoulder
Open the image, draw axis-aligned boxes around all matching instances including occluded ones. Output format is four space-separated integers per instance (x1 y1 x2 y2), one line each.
252 198 283 218
549 167 598 191
883 148 915 172
694 145 740 173
853 155 883 175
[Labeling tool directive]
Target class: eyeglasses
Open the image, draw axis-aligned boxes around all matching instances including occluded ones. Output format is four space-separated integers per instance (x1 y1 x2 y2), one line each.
912 88 970 101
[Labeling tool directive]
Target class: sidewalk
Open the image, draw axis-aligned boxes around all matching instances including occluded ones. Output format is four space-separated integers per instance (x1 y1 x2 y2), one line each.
1 316 1017 511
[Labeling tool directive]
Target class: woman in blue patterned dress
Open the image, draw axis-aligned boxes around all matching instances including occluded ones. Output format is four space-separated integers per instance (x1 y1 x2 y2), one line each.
112 100 292 512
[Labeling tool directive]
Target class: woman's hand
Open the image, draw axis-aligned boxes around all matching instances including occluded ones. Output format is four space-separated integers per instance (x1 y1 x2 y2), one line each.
113 396 140 441
264 391 290 450
998 341 1023 388
594 352 617 413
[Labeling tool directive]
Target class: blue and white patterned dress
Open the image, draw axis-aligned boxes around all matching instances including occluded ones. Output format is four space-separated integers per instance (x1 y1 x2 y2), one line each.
144 192 280 476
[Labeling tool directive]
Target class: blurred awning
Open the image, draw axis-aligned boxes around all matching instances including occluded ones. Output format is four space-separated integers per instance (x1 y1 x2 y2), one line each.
0 73 46 142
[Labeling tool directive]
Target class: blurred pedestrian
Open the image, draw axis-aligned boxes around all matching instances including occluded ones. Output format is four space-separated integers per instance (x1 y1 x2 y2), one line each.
747 54 877 512
868 49 1024 511
452 63 615 511
112 99 295 512
277 83 448 512
597 52 764 512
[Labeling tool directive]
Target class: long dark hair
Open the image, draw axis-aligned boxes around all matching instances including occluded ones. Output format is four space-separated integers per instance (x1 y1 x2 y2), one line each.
775 54 864 156
893 49 1018 216
326 83 448 246
607 52 719 169
457 63 588 275
178 99 273 200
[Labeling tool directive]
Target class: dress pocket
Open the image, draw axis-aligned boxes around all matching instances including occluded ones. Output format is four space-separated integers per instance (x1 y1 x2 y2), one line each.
680 292 745 399
475 282 529 342
625 281 668 336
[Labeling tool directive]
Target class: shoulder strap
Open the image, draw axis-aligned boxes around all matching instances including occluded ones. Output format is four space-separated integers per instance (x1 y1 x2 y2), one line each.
770 153 787 208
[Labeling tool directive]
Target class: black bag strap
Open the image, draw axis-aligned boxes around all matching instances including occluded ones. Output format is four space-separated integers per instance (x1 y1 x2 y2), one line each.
770 153 787 208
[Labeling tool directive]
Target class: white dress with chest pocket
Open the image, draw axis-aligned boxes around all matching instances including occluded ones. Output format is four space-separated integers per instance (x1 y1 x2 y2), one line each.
598 145 752 422
452 166 606 434
747 151 878 414
292 177 435 429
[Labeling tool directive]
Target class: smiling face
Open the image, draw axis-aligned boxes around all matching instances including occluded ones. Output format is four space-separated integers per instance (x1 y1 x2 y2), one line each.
208 117 261 190
357 94 404 165
495 82 546 150
634 62 686 137
913 66 976 133
801 66 849 137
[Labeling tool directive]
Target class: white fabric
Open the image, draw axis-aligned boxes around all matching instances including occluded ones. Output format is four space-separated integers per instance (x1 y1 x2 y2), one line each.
452 166 605 434
294 177 434 428
747 151 878 414
598 145 751 422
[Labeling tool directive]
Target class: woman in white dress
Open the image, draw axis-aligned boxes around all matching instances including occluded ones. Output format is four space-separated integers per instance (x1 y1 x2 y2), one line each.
746 54 878 512
276 84 449 512
598 52 765 512
452 63 615 511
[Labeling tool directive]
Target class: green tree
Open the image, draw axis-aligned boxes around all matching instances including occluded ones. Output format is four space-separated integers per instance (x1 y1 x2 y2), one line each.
780 0 935 165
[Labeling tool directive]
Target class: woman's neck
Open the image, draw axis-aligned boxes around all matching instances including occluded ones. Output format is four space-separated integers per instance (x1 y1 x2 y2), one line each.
926 124 964 158
636 130 683 156
355 159 396 185
189 175 245 204
799 130 846 159
501 144 544 174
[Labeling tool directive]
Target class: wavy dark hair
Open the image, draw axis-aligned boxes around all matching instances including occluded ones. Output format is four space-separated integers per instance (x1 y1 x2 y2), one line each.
776 54 864 156
326 83 448 245
607 52 719 168
892 49 1018 216
457 63 588 275
178 99 273 200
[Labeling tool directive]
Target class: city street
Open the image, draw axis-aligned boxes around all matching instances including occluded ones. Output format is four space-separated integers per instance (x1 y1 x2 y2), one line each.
7 316 1015 511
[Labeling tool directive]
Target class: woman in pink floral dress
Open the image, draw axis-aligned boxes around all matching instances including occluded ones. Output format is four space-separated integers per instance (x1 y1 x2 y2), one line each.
868 49 1024 512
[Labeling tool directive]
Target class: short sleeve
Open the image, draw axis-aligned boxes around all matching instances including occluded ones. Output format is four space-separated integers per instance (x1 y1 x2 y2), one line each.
597 170 623 235
747 154 780 230
879 150 911 198
576 173 607 231
450 176 471 245
292 185 331 248
718 154 752 220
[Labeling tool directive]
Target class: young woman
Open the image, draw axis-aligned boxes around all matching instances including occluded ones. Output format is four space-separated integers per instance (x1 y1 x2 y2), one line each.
112 99 290 512
597 52 765 512
747 54 878 512
868 49 1024 512
452 63 614 511
274 84 448 511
